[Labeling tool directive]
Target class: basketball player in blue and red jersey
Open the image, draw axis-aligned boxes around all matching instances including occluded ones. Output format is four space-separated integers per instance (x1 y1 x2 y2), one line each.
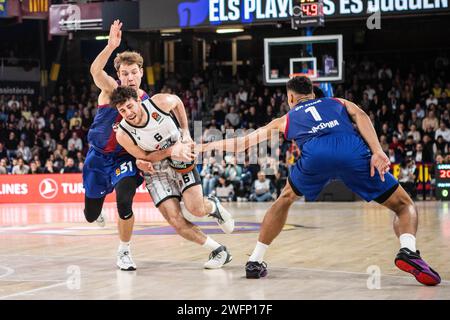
201 76 441 286
84 20 154 271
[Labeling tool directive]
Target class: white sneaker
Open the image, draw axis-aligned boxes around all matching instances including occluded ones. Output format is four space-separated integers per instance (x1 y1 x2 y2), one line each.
116 250 137 271
96 212 106 227
204 246 232 269
207 195 235 234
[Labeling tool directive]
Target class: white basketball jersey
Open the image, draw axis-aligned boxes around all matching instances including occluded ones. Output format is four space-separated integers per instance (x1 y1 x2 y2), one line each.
118 99 181 153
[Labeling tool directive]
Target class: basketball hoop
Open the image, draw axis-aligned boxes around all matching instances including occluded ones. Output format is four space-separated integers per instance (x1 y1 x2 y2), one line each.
264 34 343 85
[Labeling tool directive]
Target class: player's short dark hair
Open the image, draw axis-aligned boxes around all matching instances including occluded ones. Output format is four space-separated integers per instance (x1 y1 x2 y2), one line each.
110 86 138 108
286 76 313 95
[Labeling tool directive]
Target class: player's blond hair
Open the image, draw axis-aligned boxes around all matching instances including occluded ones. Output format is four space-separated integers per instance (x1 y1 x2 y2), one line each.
114 51 143 71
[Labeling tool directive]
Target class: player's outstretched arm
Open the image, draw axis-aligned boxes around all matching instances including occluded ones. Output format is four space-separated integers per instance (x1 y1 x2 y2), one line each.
337 98 390 181
200 116 287 153
90 19 122 94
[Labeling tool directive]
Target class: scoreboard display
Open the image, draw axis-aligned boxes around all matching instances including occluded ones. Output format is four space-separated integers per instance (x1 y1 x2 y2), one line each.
300 0 322 17
291 0 325 29
436 164 450 200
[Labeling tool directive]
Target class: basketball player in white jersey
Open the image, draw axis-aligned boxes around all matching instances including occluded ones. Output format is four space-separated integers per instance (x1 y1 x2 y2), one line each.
110 86 235 268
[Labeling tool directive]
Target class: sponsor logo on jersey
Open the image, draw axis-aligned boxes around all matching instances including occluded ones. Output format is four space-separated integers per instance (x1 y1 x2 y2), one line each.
115 168 121 176
309 120 340 133
152 112 162 122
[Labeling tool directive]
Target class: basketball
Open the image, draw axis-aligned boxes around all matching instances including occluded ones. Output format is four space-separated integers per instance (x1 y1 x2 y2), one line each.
168 158 196 174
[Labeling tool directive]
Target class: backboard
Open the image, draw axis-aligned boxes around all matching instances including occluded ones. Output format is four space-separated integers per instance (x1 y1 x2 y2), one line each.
263 34 343 85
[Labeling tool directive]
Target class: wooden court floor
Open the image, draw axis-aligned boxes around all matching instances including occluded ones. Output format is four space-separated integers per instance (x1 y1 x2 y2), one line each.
0 200 449 300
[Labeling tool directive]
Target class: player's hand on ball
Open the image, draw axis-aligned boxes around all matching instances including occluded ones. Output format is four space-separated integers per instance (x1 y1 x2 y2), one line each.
370 150 391 182
108 19 122 49
170 140 197 162
136 159 155 173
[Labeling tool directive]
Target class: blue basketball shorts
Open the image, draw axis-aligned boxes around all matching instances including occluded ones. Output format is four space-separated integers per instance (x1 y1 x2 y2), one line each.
288 133 399 202
82 147 143 199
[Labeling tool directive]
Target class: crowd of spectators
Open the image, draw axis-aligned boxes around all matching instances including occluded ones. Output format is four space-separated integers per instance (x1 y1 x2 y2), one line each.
0 80 95 176
191 55 449 200
0 54 449 200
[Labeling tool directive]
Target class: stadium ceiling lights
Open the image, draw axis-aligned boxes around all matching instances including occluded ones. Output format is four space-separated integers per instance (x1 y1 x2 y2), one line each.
160 28 181 37
216 28 244 34
161 28 182 33
95 36 109 40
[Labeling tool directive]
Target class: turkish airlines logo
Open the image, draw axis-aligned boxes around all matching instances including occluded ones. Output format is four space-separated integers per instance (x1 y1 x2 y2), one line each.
39 179 58 199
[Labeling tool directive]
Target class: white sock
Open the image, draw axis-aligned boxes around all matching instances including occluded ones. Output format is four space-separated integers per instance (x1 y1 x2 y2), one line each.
399 233 416 252
208 200 217 214
118 241 131 252
202 236 221 251
248 241 269 263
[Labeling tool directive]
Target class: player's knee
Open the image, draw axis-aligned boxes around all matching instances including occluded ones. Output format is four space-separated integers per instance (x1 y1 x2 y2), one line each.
189 211 205 218
401 199 417 215
186 202 207 217
115 177 137 220
393 194 416 215
84 209 100 223
280 187 298 203
166 215 185 230
84 196 104 223
117 199 133 220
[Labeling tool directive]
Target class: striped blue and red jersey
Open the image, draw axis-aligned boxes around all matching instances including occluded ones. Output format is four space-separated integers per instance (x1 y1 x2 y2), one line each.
87 91 149 154
284 97 357 151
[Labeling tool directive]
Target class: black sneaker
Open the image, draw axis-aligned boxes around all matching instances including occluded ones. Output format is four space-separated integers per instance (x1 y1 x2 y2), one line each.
395 248 441 286
245 261 268 279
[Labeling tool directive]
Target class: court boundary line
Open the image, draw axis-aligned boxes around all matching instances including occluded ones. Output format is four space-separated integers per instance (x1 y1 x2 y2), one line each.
0 265 15 279
0 282 67 300
0 279 64 282
0 253 448 284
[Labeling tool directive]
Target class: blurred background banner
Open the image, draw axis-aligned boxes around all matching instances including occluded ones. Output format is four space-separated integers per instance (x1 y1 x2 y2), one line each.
49 2 102 35
21 0 49 19
0 0 7 17
140 0 450 30
0 174 151 203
